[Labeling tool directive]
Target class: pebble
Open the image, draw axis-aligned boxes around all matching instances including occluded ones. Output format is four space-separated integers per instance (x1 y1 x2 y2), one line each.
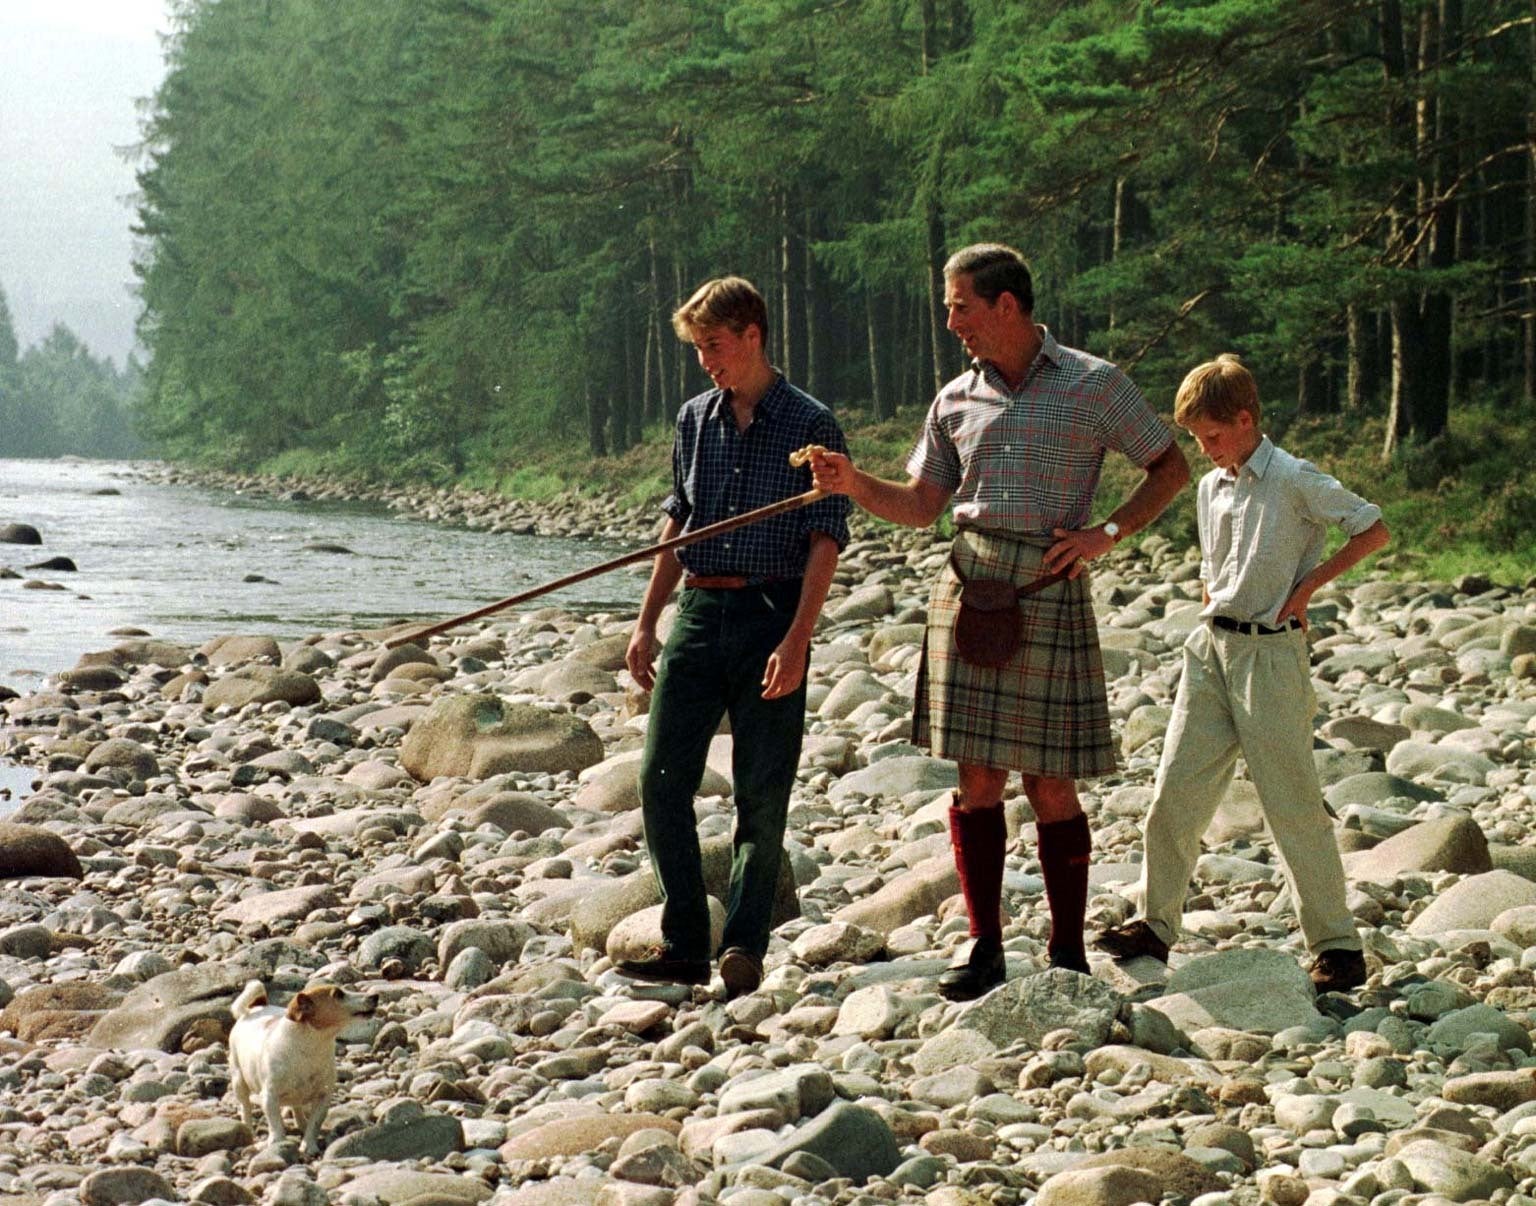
3 480 1536 1206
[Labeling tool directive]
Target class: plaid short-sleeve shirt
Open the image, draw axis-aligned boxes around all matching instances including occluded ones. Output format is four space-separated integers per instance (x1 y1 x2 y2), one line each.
907 328 1173 534
662 374 851 579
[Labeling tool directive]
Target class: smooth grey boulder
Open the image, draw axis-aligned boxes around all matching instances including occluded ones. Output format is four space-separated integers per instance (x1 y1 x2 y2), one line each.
87 962 252 1051
1391 1137 1514 1200
202 634 283 666
827 755 957 803
1345 815 1491 880
1426 1004 1533 1055
1408 869 1536 935
832 853 958 935
0 523 42 545
83 738 160 781
955 967 1123 1051
400 693 603 781
216 884 341 928
203 666 321 710
356 926 435 974
754 1101 902 1182
324 1113 463 1161
569 833 797 953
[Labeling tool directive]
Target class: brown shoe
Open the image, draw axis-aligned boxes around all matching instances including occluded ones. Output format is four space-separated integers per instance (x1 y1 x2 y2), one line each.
719 947 763 999
937 937 1005 1001
1310 948 1366 994
1095 920 1170 963
615 946 710 986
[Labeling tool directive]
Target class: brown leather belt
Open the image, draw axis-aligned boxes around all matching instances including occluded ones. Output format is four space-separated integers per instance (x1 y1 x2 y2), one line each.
684 574 753 590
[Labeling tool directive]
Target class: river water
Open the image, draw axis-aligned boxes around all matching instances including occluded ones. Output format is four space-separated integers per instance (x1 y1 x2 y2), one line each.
0 458 648 798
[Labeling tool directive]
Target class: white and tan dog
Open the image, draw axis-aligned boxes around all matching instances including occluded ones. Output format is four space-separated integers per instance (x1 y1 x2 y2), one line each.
228 980 379 1155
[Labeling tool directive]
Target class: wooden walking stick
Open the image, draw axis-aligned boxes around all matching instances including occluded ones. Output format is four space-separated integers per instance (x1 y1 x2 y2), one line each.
383 486 826 650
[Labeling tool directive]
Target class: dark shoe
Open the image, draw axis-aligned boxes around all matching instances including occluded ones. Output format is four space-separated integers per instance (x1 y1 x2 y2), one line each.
1310 948 1366 994
1095 919 1170 963
719 947 763 999
938 937 1005 1001
615 946 710 986
1048 948 1090 975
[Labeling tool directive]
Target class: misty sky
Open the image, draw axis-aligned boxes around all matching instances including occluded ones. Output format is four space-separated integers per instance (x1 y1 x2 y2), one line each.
1 1 171 369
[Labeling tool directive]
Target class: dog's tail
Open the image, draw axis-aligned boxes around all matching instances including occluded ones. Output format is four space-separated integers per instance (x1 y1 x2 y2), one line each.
231 980 268 1021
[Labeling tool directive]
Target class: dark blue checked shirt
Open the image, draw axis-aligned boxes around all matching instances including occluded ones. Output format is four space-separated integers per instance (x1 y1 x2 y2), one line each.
663 374 851 579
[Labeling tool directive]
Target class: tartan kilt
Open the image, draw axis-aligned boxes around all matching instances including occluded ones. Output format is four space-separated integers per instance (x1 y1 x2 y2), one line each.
913 528 1117 779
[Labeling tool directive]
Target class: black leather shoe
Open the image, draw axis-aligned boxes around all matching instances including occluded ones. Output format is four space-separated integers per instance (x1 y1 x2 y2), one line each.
719 947 763 999
938 937 1005 1001
1048 948 1090 974
615 946 710 986
1095 920 1170 963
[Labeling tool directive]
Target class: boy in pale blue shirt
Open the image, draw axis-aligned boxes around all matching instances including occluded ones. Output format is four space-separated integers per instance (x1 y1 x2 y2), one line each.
1098 354 1389 993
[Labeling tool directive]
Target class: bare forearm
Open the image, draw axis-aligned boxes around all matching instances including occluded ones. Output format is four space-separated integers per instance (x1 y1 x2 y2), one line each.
787 533 840 642
1301 520 1390 593
847 469 951 529
635 517 685 629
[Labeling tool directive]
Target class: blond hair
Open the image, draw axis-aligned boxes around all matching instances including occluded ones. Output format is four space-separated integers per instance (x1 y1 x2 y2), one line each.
671 276 769 343
1174 354 1261 425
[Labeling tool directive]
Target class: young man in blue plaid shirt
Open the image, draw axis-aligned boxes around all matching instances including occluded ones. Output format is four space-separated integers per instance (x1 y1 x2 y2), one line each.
620 276 850 997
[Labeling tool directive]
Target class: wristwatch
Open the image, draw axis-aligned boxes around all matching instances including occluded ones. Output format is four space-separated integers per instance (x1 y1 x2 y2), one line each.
1102 521 1123 543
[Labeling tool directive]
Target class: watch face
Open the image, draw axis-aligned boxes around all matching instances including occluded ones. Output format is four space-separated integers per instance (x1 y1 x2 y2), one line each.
1104 522 1120 540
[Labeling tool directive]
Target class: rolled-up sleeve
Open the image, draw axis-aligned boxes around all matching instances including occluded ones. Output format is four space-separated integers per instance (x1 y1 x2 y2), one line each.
801 409 852 551
1293 462 1382 536
660 412 695 525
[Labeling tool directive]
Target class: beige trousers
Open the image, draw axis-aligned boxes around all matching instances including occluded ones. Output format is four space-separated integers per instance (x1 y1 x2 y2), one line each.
1135 621 1360 954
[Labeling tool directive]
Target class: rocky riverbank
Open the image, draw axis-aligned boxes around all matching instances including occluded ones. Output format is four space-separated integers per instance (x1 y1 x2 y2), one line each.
140 466 664 545
2 513 1536 1206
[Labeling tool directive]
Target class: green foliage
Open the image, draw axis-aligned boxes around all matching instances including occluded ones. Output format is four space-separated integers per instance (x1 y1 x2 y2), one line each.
128 0 1534 574
0 298 145 458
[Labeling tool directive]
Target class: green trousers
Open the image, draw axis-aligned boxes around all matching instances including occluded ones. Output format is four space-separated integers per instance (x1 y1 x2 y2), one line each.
639 579 806 961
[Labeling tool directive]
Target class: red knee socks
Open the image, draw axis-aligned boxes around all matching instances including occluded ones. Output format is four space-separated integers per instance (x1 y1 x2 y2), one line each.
949 801 1006 943
1037 813 1092 966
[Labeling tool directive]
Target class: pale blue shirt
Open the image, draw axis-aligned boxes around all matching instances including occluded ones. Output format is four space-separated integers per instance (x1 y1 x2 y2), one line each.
1199 436 1382 626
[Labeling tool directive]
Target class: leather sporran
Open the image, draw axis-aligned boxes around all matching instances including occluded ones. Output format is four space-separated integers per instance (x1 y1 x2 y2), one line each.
953 577 1021 668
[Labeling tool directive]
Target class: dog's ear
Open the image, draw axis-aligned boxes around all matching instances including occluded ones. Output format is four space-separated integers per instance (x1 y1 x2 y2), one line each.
286 991 315 1023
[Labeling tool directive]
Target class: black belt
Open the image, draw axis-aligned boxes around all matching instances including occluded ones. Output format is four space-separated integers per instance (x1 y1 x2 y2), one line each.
1211 615 1300 636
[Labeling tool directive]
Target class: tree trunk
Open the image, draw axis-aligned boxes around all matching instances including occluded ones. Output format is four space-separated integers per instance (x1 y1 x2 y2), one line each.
649 236 673 423
1109 177 1126 331
672 255 687 417
778 191 795 379
867 289 890 420
1381 0 1415 458
642 313 656 426
1411 0 1457 444
609 311 633 454
803 208 819 397
628 310 645 448
586 380 606 457
1526 0 1536 403
1345 304 1370 410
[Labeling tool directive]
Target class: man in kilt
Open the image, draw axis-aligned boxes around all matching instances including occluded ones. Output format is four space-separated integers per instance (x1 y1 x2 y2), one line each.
810 244 1188 999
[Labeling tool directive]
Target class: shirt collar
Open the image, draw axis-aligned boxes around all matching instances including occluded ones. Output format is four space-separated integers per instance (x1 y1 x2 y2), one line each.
1229 434 1275 481
971 325 1060 390
705 371 787 424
